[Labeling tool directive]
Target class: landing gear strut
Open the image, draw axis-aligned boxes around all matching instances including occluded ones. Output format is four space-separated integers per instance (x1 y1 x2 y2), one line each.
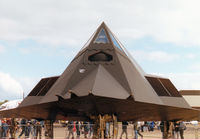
44 120 54 139
91 114 118 139
162 121 174 139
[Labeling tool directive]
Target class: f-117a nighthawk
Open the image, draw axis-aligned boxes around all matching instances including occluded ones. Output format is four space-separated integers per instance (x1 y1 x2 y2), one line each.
1 22 199 123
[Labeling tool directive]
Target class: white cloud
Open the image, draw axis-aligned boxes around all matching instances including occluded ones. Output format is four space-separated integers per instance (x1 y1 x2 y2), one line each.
1 0 200 47
131 50 180 63
189 63 200 71
185 54 196 59
0 71 23 100
0 71 40 100
17 77 39 97
0 45 6 53
18 48 31 55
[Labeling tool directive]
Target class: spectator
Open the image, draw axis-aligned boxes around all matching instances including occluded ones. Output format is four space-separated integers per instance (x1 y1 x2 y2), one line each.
2 119 8 138
179 121 186 139
82 121 89 138
174 121 180 139
120 121 128 139
75 121 81 139
18 119 27 138
34 120 42 139
9 118 17 139
140 121 145 132
25 121 32 139
88 121 94 138
156 121 161 130
134 122 143 139
143 122 148 132
67 121 74 139
105 122 110 138
149 121 155 131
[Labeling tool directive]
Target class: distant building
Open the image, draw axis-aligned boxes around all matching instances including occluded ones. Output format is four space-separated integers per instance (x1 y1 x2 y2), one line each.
180 90 200 109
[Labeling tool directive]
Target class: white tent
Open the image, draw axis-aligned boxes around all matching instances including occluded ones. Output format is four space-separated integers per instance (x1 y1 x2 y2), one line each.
0 99 22 111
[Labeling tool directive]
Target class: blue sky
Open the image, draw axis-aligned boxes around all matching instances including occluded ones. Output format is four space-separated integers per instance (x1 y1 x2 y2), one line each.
1 0 200 101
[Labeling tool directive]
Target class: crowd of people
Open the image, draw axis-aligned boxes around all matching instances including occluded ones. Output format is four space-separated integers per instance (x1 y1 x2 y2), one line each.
0 118 43 139
65 121 157 139
0 118 189 139
160 121 186 139
65 121 94 139
119 121 156 139
119 121 187 139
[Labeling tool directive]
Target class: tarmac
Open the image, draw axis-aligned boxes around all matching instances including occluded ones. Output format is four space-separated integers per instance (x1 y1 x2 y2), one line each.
14 124 200 139
53 124 199 139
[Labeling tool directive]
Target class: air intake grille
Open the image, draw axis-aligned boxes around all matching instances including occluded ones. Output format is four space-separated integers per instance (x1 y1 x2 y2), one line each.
28 76 59 96
145 76 181 97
